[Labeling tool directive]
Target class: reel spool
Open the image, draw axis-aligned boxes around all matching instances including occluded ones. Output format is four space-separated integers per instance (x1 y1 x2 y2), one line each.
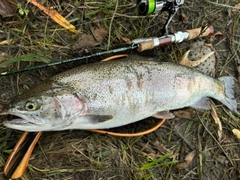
136 0 184 35
136 0 168 15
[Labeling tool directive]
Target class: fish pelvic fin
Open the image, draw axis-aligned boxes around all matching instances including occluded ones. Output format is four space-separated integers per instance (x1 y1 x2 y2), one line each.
218 76 237 112
152 111 175 119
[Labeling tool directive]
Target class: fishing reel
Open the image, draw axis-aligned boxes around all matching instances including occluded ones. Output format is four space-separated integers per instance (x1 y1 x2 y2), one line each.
136 0 184 35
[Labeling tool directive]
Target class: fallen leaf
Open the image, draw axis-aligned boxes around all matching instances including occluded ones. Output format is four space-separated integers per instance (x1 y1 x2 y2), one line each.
122 37 131 43
72 33 98 51
176 150 197 170
115 31 131 43
232 129 240 139
210 103 222 141
210 31 223 42
90 25 107 43
92 10 105 25
72 25 107 51
48 153 60 161
173 108 196 119
0 39 11 45
169 153 179 159
185 150 197 164
179 14 191 24
179 50 214 69
27 0 78 34
0 0 17 17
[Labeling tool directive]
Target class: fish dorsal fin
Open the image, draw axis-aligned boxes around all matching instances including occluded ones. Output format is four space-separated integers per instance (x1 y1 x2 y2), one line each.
152 111 175 119
190 98 210 110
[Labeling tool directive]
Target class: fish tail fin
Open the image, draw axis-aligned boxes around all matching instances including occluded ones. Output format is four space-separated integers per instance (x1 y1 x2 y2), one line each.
218 76 237 112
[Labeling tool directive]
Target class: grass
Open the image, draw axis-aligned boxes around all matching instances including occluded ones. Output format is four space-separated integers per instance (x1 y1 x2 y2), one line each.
0 0 240 179
204 0 240 9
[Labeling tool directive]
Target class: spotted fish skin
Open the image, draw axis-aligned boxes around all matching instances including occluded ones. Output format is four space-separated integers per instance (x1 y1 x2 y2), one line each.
2 56 237 131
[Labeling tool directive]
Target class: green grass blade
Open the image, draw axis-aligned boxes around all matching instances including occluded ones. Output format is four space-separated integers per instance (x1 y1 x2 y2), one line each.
139 151 177 171
0 53 51 68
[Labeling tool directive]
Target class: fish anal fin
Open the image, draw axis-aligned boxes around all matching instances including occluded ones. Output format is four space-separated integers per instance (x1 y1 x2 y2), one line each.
190 98 211 110
152 111 175 119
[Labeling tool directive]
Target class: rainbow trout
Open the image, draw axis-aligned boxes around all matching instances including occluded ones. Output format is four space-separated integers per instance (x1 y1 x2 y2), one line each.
1 56 237 131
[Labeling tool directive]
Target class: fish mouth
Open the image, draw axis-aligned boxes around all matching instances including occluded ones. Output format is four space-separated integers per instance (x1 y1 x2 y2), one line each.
4 118 36 125
1 111 45 131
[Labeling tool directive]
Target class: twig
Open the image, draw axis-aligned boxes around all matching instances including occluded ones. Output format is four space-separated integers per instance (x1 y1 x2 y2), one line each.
107 0 118 50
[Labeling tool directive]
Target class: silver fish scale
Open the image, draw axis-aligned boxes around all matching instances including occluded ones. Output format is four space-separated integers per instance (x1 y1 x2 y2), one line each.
48 57 225 129
2 56 237 131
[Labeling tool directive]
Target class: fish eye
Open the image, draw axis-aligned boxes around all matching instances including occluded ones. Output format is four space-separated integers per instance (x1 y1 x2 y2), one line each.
25 101 37 111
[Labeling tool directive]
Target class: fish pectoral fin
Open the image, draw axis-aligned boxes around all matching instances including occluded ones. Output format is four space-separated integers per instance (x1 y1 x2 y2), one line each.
190 98 211 110
62 115 114 130
152 111 175 119
84 115 113 124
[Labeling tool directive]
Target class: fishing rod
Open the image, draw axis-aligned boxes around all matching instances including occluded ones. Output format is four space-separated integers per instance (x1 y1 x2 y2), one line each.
1 0 186 76
0 25 214 76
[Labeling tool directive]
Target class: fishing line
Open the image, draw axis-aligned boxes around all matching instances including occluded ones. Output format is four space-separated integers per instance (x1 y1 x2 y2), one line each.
90 118 166 137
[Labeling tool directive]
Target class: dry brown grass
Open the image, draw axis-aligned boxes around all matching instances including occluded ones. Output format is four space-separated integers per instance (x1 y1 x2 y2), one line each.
0 0 240 179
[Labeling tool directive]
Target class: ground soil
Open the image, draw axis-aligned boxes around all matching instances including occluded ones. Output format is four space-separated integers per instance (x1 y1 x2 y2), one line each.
0 0 239 180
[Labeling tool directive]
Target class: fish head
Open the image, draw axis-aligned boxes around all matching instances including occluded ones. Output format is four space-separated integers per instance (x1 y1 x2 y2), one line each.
2 82 87 131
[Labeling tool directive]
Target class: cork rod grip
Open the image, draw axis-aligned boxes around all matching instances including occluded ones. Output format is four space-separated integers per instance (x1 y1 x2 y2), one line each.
137 41 155 52
137 37 172 52
186 26 214 40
